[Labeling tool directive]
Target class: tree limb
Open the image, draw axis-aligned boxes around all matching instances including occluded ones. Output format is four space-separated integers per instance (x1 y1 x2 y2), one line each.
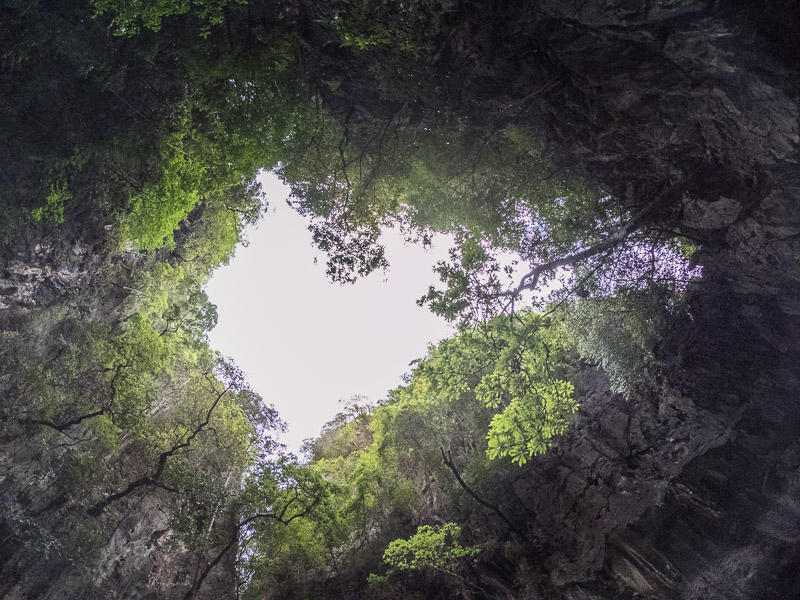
183 530 239 600
27 363 128 433
440 447 529 543
28 409 106 433
504 185 675 300
183 491 324 599
87 382 231 517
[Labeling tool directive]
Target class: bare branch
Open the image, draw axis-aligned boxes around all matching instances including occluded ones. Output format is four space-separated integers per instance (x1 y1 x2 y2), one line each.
440 447 529 542
503 186 674 301
87 383 231 517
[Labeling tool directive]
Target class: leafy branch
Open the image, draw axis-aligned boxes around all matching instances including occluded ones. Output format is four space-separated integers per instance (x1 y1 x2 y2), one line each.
183 462 328 599
499 188 671 303
87 375 232 516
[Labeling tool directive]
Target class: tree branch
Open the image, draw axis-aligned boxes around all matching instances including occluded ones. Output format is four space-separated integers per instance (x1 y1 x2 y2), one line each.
28 409 106 433
183 492 324 599
87 382 231 517
503 185 674 300
183 531 239 600
440 447 529 542
26 363 128 433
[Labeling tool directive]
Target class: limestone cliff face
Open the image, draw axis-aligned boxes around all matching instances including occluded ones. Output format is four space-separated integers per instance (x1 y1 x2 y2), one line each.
0 232 235 600
503 145 800 598
434 1 800 596
0 231 103 319
496 275 800 599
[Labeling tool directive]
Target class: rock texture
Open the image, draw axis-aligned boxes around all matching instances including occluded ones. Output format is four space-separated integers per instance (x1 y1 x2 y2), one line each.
0 234 235 600
460 1 800 596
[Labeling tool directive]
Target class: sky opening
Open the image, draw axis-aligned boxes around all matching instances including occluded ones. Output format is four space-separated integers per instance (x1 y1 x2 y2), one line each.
205 172 454 453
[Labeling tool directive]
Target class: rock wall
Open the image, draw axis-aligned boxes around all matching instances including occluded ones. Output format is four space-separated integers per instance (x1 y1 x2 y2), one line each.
418 1 800 597
0 235 235 600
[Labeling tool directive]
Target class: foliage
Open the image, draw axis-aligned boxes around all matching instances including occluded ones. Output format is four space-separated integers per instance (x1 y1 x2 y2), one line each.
92 0 245 36
0 0 301 255
324 0 435 57
382 523 480 574
233 453 337 599
415 312 577 464
280 102 599 286
121 113 207 249
562 239 699 394
32 182 69 223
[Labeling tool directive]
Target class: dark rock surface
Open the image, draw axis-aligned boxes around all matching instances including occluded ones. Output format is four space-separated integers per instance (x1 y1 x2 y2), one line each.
425 1 800 597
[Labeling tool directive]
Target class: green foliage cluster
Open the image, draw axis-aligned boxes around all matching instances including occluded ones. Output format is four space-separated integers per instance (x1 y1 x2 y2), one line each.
413 312 577 464
92 0 244 36
0 0 301 256
381 522 480 574
121 112 208 249
32 182 70 223
325 0 436 57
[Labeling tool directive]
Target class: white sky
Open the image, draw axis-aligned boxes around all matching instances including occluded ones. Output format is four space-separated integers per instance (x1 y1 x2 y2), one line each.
205 172 454 453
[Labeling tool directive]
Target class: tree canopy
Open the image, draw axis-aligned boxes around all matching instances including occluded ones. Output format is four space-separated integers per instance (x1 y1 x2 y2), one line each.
0 0 719 597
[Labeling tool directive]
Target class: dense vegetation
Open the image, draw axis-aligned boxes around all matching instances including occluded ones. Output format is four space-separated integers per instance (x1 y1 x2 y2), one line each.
2 0 795 598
